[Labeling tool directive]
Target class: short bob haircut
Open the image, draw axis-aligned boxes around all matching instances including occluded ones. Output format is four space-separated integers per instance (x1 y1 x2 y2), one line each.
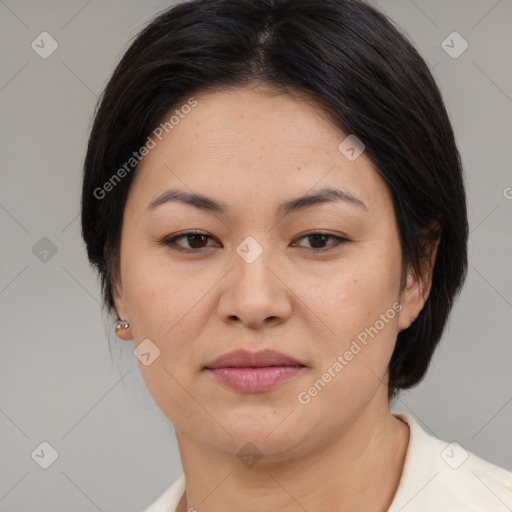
81 0 468 399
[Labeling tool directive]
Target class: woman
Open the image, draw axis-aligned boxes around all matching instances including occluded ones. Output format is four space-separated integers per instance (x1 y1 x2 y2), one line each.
80 0 512 510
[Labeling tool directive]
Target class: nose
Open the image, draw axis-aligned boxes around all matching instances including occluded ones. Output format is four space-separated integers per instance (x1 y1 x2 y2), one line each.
217 240 293 330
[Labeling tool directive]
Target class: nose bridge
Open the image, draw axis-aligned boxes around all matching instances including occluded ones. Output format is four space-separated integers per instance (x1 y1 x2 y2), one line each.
217 233 292 328
233 234 275 292
235 234 267 265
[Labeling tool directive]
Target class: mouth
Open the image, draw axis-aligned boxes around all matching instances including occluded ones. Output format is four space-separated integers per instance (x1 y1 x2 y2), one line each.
204 349 306 393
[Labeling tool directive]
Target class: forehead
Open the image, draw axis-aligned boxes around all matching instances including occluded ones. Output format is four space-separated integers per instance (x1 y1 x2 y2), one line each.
127 86 393 218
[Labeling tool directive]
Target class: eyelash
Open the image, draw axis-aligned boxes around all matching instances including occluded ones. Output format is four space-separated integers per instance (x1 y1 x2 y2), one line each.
159 230 349 253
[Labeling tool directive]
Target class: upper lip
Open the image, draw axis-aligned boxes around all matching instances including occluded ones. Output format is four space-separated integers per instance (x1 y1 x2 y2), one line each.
204 349 305 369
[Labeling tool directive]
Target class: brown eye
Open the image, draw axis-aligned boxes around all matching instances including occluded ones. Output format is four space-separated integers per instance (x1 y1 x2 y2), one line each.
160 231 219 252
293 232 348 251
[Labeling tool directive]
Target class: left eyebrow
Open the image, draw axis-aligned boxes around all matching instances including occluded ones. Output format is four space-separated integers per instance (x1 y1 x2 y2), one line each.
277 187 368 216
146 186 368 216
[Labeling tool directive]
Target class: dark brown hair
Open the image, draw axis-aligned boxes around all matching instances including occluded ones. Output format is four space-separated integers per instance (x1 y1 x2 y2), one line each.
81 0 468 398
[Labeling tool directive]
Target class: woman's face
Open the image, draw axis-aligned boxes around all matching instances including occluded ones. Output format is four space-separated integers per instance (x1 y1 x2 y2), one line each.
114 85 425 460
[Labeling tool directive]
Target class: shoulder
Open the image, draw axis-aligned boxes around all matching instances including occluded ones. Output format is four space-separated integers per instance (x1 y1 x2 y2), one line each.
143 474 186 512
389 413 512 512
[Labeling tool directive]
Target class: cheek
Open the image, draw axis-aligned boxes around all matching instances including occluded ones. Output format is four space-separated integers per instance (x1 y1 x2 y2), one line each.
119 237 198 330
294 244 402 395
294 269 400 422
120 254 211 424
297 248 401 336
123 264 205 343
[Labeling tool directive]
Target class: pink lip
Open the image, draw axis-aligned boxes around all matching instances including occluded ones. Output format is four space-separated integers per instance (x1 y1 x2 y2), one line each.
204 349 306 392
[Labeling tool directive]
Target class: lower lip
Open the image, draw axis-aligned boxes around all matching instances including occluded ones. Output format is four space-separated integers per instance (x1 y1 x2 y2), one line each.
206 366 305 392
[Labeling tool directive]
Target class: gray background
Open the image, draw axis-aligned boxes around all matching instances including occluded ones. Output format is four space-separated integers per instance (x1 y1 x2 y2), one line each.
1 0 511 510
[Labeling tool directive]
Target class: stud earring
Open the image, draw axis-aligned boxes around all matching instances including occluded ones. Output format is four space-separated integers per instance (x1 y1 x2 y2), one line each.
115 319 131 338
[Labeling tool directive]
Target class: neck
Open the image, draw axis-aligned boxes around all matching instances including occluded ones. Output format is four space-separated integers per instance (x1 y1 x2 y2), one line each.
175 399 409 512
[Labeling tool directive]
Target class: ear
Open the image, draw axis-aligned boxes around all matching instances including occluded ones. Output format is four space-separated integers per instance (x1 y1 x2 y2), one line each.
398 222 441 332
113 278 133 341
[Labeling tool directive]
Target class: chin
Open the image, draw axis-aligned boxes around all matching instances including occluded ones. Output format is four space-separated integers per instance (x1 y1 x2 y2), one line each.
208 431 311 466
216 415 309 450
